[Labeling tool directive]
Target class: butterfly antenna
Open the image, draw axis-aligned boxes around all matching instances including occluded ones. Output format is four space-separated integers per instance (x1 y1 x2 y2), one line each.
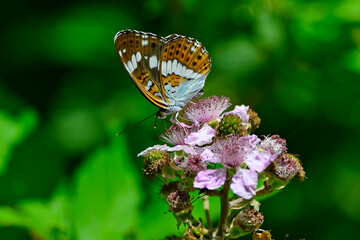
154 116 158 130
116 113 157 136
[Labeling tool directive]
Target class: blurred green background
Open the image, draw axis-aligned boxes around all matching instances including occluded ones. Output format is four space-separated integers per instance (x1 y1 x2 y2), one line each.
0 0 359 239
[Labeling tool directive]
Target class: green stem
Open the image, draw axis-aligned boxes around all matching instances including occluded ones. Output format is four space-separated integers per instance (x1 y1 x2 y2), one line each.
217 170 231 237
203 195 213 234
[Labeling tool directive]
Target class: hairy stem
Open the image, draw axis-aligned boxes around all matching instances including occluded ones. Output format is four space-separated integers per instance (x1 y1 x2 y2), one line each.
203 195 213 235
217 170 231 237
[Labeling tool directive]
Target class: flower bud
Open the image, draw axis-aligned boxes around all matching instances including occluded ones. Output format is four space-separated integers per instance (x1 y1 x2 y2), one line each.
265 153 305 190
142 150 173 179
167 190 192 213
183 226 208 240
252 230 273 240
167 190 193 227
160 181 183 199
219 114 247 136
229 208 264 238
248 108 261 132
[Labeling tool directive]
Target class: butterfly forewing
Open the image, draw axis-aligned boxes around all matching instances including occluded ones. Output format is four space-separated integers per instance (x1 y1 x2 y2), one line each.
115 30 169 109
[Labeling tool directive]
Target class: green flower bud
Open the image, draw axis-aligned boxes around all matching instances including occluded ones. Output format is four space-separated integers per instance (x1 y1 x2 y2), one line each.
219 114 246 136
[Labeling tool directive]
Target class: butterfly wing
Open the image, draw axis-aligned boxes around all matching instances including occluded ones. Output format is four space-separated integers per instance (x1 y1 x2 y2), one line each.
114 30 170 109
159 34 211 111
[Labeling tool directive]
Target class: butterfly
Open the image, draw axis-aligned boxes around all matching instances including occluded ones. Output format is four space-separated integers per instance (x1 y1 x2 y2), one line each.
114 29 211 119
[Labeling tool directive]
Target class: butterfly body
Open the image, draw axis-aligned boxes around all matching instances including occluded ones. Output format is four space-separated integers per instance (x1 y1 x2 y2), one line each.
114 30 211 118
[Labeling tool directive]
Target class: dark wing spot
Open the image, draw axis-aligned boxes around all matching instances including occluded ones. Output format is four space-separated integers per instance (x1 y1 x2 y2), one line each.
171 44 175 49
151 42 156 48
184 46 188 50
169 52 173 56
197 55 202 60
164 48 168 52
186 57 190 62
176 50 179 55
178 43 181 47
181 53 184 58
192 62 196 66
130 39 133 43
123 41 126 46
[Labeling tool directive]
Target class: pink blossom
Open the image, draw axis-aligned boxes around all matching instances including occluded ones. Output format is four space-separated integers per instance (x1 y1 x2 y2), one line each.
183 96 231 124
230 169 258 199
193 134 274 199
184 123 216 146
211 135 260 168
260 135 287 156
224 105 250 125
160 124 198 146
193 168 227 190
137 144 170 157
167 145 197 154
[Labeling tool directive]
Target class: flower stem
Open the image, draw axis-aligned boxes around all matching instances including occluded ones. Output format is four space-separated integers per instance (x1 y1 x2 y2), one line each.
203 195 213 235
217 170 231 237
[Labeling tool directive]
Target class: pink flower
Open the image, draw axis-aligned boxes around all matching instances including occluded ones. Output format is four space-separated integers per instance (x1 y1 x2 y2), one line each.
167 145 197 154
193 168 227 190
182 154 208 177
183 96 231 124
160 124 198 146
211 135 261 168
260 135 287 156
193 135 274 199
137 144 170 157
224 105 250 125
230 169 258 200
184 123 216 146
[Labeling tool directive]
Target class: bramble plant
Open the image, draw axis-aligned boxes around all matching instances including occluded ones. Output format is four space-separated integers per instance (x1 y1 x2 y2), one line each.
138 96 306 240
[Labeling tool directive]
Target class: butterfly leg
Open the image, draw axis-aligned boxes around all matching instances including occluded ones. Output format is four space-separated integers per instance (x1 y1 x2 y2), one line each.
174 112 189 136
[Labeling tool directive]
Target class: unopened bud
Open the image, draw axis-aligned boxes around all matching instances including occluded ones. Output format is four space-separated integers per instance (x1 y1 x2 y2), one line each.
229 208 264 238
252 229 273 240
248 108 261 132
219 114 247 136
167 190 192 213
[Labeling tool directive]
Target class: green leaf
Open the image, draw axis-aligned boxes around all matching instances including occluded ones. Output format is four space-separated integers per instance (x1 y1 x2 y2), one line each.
0 187 72 240
0 109 37 175
73 136 141 240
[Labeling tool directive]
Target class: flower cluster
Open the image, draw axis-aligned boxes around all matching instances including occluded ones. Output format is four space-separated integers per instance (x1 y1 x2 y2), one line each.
137 95 305 239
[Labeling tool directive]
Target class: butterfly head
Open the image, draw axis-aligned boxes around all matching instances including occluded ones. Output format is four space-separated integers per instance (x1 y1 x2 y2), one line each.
156 110 167 119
